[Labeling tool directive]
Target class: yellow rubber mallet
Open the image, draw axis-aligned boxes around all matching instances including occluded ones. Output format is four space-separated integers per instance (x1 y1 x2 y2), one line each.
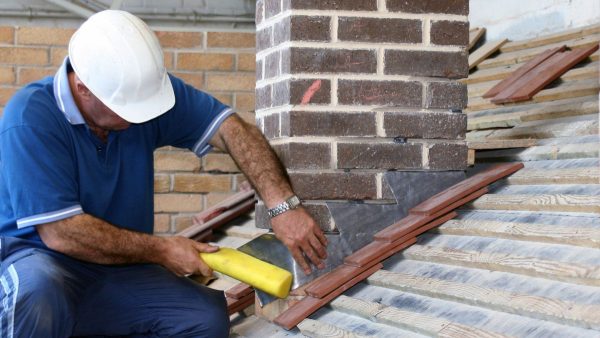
200 247 293 298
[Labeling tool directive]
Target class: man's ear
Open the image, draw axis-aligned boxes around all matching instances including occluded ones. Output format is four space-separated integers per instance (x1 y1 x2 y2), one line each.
73 75 92 98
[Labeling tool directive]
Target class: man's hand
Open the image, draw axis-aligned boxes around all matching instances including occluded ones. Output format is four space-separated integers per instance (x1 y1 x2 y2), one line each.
159 236 218 277
270 207 328 275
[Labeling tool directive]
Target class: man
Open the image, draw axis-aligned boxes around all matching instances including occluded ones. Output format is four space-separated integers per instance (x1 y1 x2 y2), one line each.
0 10 327 337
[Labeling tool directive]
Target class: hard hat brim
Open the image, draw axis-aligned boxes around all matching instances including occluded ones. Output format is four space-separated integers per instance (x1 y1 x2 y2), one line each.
104 73 175 124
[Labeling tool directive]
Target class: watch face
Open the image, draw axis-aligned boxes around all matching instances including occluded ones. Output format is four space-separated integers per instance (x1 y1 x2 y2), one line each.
288 195 301 208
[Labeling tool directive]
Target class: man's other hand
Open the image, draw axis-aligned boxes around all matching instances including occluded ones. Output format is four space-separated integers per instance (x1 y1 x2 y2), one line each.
270 208 328 275
160 236 218 277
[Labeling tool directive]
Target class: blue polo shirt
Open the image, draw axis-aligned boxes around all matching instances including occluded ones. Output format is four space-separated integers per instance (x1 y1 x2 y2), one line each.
0 57 233 242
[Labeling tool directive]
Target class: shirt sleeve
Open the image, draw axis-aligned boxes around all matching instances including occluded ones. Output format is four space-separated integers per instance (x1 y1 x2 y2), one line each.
154 74 234 156
0 125 83 229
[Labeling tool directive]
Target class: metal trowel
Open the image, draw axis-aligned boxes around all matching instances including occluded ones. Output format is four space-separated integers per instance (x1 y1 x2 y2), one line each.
237 233 352 306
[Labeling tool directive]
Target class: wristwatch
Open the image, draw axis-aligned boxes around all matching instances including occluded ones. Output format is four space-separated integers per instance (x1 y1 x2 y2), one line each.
267 195 301 218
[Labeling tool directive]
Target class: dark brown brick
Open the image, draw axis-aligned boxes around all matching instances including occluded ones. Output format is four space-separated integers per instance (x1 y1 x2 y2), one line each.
264 51 280 79
263 113 280 138
273 142 331 170
431 20 469 46
256 0 264 25
338 80 422 107
286 48 377 74
255 84 272 110
337 142 423 169
289 79 331 105
255 202 334 231
256 58 263 81
290 173 378 200
338 17 421 43
428 143 468 170
282 111 377 137
256 27 272 52
275 16 331 44
384 112 466 139
387 0 468 15
426 81 467 109
385 50 468 78
265 0 281 18
285 0 377 11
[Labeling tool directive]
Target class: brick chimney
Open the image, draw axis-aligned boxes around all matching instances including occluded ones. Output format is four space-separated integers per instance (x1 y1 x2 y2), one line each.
254 0 469 247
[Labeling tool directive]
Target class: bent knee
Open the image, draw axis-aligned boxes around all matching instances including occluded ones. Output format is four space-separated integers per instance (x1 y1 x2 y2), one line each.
203 306 230 338
2 262 73 337
179 289 230 337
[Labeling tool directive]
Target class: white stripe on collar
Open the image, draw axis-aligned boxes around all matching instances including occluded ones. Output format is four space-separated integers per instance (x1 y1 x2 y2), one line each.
53 57 85 125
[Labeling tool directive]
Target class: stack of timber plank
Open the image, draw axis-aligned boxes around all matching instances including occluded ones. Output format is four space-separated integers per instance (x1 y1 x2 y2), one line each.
177 187 256 242
484 44 598 104
225 283 255 315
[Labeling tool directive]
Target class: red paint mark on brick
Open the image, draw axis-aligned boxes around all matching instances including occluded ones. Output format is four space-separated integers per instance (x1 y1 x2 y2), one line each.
300 79 322 105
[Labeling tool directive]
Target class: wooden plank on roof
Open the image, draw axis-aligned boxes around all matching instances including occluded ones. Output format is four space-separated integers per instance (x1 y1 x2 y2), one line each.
297 318 374 338
467 139 537 150
477 34 600 70
467 56 598 88
500 22 600 53
469 27 486 50
467 149 475 166
469 62 599 97
368 269 600 330
467 95 598 130
439 218 600 248
478 142 600 162
491 44 599 104
469 39 509 70
227 292 255 315
468 115 598 141
225 282 253 299
222 224 268 239
468 77 599 111
331 295 510 338
469 193 600 214
483 46 566 98
506 167 600 185
330 295 383 318
178 197 256 239
405 244 600 287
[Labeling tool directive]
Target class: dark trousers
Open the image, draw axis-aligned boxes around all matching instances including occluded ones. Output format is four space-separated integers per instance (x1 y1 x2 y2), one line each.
0 237 229 338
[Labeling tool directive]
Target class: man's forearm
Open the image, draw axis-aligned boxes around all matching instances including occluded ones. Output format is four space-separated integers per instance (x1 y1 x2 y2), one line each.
213 114 293 207
37 213 165 265
211 114 328 274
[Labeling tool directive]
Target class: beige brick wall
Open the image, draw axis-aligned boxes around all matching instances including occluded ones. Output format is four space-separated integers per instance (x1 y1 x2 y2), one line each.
0 26 256 234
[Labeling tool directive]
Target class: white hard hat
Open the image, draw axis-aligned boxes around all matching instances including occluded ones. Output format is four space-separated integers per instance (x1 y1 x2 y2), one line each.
69 10 174 123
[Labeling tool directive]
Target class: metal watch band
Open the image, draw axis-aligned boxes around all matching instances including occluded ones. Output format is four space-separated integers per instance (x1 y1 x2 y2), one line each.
267 195 301 218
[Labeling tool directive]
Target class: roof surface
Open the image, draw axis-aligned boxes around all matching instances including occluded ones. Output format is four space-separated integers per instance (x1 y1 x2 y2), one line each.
228 23 600 337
